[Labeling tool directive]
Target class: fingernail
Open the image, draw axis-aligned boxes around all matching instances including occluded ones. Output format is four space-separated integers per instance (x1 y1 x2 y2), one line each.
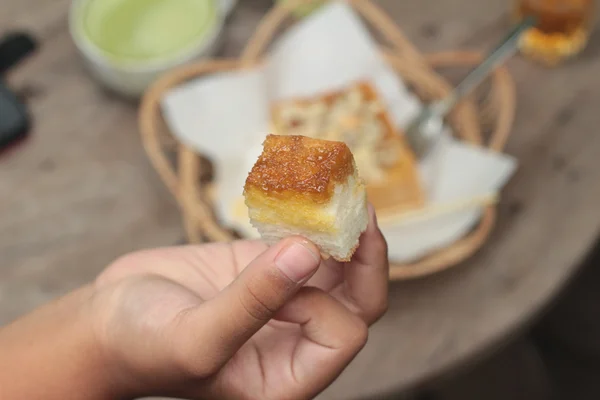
368 203 378 228
275 241 320 283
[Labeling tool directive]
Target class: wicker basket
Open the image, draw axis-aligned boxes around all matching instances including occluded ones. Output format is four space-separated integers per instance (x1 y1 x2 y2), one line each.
139 0 516 281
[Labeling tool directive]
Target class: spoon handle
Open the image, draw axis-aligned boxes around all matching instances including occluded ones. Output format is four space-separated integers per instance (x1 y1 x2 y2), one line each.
434 16 537 116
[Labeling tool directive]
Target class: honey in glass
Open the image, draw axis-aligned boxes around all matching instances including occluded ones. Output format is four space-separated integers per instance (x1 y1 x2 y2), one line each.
514 0 594 65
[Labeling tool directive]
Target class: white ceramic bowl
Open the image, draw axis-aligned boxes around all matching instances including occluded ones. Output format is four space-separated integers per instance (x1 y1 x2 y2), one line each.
69 0 224 98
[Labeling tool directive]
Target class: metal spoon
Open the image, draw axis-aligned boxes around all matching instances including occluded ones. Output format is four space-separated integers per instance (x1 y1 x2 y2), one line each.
405 16 537 158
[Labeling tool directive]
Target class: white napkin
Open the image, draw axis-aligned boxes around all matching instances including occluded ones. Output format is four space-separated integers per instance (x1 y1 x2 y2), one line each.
380 133 516 261
161 1 517 263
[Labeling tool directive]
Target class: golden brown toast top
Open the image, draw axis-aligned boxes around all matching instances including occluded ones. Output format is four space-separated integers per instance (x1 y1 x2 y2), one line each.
244 135 354 204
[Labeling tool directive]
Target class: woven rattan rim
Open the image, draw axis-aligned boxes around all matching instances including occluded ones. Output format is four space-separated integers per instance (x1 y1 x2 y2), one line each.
139 0 516 281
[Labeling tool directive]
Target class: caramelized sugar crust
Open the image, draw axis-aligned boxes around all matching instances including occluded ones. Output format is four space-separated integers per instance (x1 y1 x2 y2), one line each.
244 135 354 204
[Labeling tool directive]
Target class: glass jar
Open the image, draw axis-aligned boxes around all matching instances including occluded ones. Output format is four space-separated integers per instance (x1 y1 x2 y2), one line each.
513 0 594 65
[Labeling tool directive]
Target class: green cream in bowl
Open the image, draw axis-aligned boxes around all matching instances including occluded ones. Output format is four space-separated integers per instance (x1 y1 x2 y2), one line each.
70 0 223 97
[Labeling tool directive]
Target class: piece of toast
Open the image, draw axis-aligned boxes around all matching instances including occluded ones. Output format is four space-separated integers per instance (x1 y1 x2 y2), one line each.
271 81 424 213
244 134 368 262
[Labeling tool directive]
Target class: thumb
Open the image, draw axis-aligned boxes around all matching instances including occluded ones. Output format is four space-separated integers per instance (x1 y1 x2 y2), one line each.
213 236 321 331
174 237 321 375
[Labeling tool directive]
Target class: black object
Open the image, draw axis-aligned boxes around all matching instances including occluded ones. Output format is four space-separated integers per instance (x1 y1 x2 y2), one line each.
0 81 30 149
0 32 37 74
0 32 37 152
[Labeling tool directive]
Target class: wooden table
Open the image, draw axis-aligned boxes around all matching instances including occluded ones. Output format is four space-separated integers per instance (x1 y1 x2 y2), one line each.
2 1 600 399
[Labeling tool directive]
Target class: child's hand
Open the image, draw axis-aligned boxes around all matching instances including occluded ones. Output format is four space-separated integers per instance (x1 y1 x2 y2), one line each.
93 206 388 399
0 206 388 400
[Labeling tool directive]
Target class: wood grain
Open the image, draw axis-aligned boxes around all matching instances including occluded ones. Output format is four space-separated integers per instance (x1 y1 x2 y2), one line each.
1 0 600 399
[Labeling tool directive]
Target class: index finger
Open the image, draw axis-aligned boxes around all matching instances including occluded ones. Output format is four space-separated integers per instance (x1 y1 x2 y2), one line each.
333 203 389 324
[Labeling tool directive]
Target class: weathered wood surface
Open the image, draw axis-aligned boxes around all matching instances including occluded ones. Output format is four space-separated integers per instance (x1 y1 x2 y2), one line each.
2 0 600 398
